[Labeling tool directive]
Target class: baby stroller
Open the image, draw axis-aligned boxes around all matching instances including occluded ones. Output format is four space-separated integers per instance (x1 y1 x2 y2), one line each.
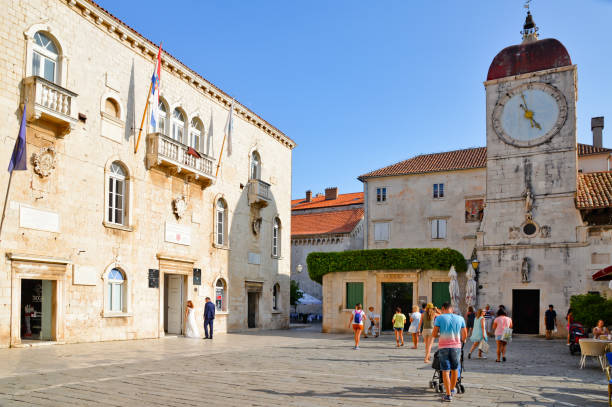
569 322 586 355
430 345 466 394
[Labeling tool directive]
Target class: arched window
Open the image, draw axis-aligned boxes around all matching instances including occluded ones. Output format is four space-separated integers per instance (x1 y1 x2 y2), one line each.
32 32 59 83
272 218 281 258
108 162 127 225
157 100 168 135
171 108 185 143
215 199 227 246
190 118 203 150
215 278 227 311
107 268 125 312
105 98 120 119
250 151 261 180
272 283 280 310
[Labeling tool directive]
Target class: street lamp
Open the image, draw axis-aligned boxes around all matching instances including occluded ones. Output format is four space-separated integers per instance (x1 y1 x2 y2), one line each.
296 264 303 273
471 259 480 271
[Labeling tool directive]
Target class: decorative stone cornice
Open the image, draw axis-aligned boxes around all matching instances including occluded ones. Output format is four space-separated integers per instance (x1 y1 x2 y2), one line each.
7 252 72 264
63 0 296 150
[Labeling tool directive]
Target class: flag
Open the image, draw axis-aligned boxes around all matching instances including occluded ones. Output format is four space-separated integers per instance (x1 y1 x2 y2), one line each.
149 44 162 130
8 104 27 172
225 100 234 156
207 110 214 157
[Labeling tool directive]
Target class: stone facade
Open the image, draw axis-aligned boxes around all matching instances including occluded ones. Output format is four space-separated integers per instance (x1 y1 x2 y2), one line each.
0 0 294 348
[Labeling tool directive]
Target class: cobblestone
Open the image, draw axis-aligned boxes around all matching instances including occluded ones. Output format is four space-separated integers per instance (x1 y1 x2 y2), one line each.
0 327 606 406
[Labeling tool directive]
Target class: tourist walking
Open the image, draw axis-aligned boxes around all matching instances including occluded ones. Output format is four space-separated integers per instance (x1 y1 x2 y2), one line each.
408 305 421 348
465 306 476 337
432 302 467 402
544 304 557 340
484 304 494 336
349 303 366 349
419 303 436 363
392 307 406 347
565 308 574 345
492 308 513 362
203 297 215 339
184 300 201 338
364 306 380 338
467 308 487 359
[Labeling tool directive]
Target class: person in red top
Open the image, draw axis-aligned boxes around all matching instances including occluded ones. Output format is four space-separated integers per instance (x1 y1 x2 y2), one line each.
565 308 574 346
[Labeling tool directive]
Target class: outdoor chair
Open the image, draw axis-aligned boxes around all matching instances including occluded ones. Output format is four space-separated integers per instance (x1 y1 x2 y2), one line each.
579 340 607 370
607 352 612 407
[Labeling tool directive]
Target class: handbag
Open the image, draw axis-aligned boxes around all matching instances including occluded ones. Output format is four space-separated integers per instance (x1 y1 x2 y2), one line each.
502 327 513 342
478 340 489 353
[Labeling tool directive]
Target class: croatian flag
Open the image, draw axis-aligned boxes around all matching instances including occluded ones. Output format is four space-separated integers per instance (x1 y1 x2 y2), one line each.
150 44 162 130
8 104 27 172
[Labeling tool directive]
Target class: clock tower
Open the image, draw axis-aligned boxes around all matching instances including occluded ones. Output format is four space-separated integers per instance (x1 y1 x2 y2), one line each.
478 11 584 333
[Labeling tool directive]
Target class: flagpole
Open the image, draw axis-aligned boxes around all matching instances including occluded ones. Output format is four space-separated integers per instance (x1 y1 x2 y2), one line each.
133 80 152 154
0 170 15 244
215 132 226 178
215 100 234 178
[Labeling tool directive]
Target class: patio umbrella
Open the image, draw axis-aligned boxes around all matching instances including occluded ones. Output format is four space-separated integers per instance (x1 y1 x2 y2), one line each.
448 266 461 313
465 265 477 310
297 292 322 305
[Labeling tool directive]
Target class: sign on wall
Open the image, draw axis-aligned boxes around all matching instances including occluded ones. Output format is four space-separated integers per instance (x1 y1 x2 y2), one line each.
72 265 97 286
193 268 201 285
465 199 484 223
164 222 191 246
19 206 60 233
148 269 159 288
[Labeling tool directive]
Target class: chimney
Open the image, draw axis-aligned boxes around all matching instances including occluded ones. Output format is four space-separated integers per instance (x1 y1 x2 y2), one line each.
592 116 604 148
305 190 312 202
325 187 338 201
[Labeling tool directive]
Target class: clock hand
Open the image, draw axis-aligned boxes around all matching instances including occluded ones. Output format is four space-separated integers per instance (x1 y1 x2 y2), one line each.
521 94 529 111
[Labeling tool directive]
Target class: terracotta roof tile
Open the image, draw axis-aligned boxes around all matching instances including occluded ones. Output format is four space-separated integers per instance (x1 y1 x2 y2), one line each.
291 208 364 236
359 144 610 180
292 192 363 210
576 172 612 209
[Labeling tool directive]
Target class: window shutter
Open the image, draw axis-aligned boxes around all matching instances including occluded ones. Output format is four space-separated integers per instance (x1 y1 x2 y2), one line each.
346 282 364 309
439 219 447 238
431 220 437 238
374 223 389 241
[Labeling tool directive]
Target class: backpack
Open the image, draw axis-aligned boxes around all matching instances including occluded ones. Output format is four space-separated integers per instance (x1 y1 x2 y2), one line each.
353 310 363 324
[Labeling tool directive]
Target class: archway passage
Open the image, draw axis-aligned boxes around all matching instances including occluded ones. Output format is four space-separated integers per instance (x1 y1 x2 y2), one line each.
381 283 413 331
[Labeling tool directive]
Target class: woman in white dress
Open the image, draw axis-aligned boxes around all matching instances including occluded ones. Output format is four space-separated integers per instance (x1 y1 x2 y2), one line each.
184 300 201 338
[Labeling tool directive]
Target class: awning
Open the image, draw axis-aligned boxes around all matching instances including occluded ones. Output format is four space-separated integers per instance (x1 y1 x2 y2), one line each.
592 265 612 281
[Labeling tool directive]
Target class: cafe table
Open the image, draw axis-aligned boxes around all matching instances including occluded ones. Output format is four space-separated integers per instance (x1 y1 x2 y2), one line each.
578 338 612 370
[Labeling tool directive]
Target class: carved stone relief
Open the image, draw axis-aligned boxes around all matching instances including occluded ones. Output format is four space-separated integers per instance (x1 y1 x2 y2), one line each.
32 147 57 178
172 195 187 219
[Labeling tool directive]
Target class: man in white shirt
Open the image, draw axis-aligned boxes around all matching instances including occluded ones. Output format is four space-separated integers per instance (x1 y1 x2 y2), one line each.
364 306 380 338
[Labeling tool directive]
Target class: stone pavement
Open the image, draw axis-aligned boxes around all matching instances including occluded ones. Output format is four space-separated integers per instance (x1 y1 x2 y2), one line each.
0 326 607 406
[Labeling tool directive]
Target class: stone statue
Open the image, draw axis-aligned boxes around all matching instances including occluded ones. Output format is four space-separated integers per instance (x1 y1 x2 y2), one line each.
521 257 531 283
523 187 533 216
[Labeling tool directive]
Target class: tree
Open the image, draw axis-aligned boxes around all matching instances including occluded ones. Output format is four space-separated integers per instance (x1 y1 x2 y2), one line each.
290 280 304 311
570 293 612 328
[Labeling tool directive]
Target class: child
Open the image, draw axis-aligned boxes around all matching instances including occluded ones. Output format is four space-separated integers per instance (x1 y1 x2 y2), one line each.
348 303 365 349
392 307 406 347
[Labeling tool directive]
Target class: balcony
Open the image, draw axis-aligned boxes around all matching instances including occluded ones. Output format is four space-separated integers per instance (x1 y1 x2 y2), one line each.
23 76 77 137
248 179 271 208
146 133 216 187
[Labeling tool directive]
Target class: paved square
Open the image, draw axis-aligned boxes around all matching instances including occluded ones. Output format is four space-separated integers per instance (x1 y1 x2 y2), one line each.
0 327 606 406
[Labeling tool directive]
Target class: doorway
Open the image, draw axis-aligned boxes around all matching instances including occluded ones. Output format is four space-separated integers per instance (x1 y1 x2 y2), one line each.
164 274 184 334
381 282 413 331
248 292 259 328
512 289 540 334
432 282 451 308
21 279 54 341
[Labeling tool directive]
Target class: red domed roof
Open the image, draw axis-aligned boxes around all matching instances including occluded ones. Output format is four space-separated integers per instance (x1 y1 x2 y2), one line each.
487 38 572 81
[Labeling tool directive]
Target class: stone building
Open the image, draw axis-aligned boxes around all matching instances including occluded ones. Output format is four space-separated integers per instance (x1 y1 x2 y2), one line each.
290 188 363 314
358 12 612 335
0 0 295 348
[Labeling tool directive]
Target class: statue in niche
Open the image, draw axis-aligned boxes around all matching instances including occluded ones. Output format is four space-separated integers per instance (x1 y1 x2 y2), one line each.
523 187 534 219
521 257 531 283
252 217 262 235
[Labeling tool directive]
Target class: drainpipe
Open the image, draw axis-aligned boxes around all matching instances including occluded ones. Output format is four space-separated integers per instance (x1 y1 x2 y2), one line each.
363 180 368 249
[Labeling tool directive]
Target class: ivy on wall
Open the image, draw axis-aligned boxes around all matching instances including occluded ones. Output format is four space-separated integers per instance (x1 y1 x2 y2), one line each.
307 248 467 284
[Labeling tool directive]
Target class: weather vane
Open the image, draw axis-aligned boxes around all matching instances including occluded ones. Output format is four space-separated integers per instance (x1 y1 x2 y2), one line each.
524 0 532 10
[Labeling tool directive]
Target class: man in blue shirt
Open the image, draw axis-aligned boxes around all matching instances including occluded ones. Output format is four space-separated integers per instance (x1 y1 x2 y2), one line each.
203 297 216 339
433 302 467 402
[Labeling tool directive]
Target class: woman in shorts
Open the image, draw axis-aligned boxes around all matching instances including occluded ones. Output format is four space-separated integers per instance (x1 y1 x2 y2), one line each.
348 303 365 350
492 308 513 362
407 305 421 349
418 303 436 362
392 307 406 347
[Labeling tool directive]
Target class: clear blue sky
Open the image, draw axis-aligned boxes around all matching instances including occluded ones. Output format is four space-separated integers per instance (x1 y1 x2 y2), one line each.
98 0 612 199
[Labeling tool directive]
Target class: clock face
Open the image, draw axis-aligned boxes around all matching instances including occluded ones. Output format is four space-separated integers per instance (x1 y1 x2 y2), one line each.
492 82 568 147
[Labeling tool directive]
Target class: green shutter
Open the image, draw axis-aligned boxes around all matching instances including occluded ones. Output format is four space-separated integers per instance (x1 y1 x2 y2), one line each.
346 282 364 309
432 282 450 308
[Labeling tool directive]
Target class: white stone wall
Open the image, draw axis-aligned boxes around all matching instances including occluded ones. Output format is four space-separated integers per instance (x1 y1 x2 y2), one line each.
0 0 293 347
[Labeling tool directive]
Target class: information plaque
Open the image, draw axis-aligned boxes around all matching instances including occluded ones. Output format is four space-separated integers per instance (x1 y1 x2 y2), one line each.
148 269 159 288
193 268 201 286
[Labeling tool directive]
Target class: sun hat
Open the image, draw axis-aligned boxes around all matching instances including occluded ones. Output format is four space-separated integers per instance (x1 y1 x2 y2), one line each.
426 303 434 309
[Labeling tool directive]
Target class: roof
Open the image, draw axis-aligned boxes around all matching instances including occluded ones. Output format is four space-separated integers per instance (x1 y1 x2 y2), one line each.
487 38 572 81
576 171 612 210
292 192 364 210
291 208 364 236
359 144 611 180
80 0 294 148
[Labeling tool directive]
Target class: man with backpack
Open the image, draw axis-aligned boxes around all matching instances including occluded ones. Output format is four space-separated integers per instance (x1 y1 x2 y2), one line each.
433 302 467 402
348 303 366 349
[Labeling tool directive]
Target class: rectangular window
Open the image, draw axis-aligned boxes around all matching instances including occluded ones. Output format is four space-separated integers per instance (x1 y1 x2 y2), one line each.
374 222 390 241
433 183 445 199
431 219 447 239
272 225 278 257
217 211 224 245
108 282 123 312
108 177 124 225
346 282 364 309
376 187 387 202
